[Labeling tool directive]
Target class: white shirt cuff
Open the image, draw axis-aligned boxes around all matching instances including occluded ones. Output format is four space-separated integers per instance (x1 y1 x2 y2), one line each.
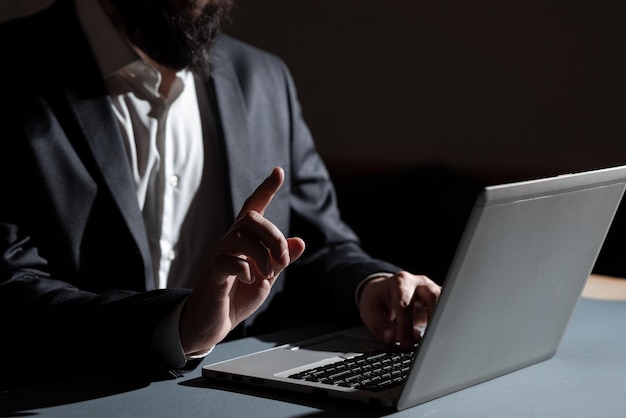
151 298 213 369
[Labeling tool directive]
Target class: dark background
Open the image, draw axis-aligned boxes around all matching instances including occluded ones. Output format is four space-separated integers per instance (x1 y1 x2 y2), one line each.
224 0 626 179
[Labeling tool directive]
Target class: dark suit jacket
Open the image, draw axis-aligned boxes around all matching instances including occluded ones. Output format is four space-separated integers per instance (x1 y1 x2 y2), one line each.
0 1 400 385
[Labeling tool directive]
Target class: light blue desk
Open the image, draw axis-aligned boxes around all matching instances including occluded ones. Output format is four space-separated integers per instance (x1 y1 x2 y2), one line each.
2 298 625 417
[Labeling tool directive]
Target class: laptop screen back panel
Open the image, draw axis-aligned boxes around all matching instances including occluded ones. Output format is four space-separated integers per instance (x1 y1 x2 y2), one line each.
398 171 626 410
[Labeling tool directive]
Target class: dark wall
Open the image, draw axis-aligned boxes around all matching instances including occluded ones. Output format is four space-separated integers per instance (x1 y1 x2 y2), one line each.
225 0 626 180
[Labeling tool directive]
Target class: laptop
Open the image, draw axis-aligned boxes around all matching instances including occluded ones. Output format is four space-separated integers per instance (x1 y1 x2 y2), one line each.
202 165 626 411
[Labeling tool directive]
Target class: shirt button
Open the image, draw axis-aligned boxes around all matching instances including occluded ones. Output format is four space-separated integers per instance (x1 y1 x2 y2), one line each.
168 250 176 261
170 175 179 188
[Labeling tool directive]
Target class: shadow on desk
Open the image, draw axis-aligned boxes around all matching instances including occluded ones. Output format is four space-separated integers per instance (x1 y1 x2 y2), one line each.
180 377 393 418
0 375 149 418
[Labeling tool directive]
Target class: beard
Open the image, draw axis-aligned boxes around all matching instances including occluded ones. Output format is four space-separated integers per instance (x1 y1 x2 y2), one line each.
108 0 235 79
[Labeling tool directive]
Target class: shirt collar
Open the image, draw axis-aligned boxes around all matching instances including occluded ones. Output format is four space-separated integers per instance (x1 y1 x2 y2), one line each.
74 0 139 78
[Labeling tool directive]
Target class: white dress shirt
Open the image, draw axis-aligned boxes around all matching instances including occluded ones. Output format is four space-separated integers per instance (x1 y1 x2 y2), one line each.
106 61 204 290
75 0 226 366
75 0 229 290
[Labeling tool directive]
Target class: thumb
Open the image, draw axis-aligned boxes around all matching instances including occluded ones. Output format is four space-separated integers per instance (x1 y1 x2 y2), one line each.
286 237 306 263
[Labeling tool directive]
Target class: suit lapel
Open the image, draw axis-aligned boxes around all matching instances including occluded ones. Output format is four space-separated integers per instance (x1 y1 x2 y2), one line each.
65 89 156 290
43 0 156 289
210 43 255 219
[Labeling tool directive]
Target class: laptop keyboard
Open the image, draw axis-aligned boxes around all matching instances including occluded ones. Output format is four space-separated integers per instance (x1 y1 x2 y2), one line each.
287 350 414 392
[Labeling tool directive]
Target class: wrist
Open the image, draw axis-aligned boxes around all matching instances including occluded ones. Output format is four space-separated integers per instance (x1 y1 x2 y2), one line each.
355 272 394 306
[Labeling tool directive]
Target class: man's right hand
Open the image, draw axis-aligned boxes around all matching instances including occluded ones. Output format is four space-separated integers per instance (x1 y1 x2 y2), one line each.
179 167 306 356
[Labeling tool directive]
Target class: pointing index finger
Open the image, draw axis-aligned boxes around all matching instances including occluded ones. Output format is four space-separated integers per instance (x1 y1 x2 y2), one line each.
237 167 284 219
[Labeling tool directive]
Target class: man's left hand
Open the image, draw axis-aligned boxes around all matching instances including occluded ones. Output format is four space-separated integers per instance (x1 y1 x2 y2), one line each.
359 272 441 349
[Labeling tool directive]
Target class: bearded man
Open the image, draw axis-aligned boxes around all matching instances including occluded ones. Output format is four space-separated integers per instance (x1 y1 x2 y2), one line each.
0 0 440 388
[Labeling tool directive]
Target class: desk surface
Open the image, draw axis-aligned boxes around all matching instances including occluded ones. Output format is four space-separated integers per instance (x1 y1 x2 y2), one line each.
2 297 625 418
